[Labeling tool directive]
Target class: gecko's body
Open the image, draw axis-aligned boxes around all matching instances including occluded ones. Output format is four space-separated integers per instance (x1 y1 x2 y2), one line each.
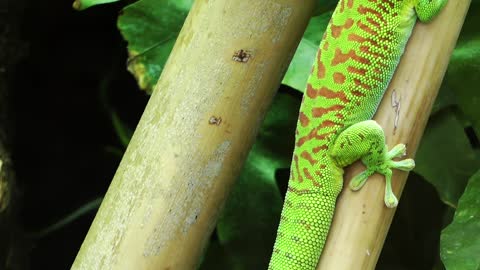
269 0 446 269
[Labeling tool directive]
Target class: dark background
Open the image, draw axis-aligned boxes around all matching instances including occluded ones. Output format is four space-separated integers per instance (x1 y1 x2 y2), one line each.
12 1 147 268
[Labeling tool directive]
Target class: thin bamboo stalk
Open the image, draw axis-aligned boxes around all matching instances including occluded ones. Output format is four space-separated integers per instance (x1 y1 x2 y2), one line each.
317 0 471 269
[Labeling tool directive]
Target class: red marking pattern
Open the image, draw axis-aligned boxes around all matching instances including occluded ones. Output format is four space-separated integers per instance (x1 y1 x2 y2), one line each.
306 84 350 103
299 112 310 127
317 50 326 79
301 151 318 166
312 104 345 118
332 48 370 66
296 129 336 147
312 145 328 153
333 72 346 84
331 18 354 38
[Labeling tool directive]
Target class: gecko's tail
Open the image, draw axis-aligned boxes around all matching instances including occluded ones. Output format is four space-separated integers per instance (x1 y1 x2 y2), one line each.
268 189 337 270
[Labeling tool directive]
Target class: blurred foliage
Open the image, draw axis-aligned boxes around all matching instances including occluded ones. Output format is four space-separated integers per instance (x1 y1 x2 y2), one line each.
441 170 480 270
74 0 480 269
117 0 192 92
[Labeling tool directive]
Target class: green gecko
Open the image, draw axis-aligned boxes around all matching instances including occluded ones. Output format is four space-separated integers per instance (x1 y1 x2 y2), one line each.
268 0 447 269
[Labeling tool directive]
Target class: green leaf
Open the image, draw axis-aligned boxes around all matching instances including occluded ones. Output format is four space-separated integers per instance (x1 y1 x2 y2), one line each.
116 0 338 94
418 3 480 209
200 90 301 270
73 0 121 10
282 13 332 92
117 0 193 93
440 170 480 270
414 109 480 207
438 2 480 133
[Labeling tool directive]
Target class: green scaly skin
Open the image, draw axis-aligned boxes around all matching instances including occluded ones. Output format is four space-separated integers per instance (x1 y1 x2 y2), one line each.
268 0 447 269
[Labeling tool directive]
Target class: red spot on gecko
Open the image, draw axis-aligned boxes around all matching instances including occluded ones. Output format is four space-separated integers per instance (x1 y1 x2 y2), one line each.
348 33 366 43
357 21 377 35
351 90 366 97
306 84 317 98
358 5 386 23
354 78 372 90
360 45 383 58
347 66 367 76
320 120 343 129
294 155 303 183
332 48 370 66
303 168 320 186
381 0 394 9
319 131 336 140
323 41 329 51
299 112 310 127
312 145 328 153
288 186 314 195
312 104 345 118
333 72 346 84
317 50 326 79
296 129 336 147
331 18 354 38
307 84 350 104
301 151 318 166
366 17 381 29
376 2 389 13
347 0 354 8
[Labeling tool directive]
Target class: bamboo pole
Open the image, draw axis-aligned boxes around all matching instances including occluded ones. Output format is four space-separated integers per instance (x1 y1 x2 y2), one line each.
71 0 315 269
317 0 471 269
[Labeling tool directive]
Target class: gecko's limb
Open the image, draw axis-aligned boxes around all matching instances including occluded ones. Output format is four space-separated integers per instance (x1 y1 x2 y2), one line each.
329 120 415 208
416 0 448 22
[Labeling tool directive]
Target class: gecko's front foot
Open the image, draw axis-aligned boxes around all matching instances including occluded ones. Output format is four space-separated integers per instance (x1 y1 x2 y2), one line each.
350 142 415 208
330 120 415 208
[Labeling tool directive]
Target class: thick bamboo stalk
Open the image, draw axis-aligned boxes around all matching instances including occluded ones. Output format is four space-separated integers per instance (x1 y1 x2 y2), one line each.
71 0 315 269
317 1 471 269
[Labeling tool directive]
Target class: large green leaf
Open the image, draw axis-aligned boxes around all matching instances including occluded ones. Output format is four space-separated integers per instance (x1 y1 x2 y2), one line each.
115 1 337 93
117 0 193 93
414 110 480 207
417 2 480 207
440 170 480 270
437 2 480 134
73 0 122 10
282 0 339 91
281 13 331 92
